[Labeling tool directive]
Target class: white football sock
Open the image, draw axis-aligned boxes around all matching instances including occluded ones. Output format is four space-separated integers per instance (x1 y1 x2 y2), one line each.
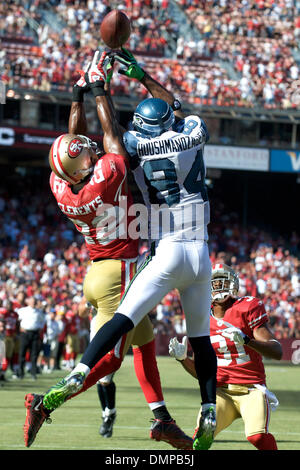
71 363 90 377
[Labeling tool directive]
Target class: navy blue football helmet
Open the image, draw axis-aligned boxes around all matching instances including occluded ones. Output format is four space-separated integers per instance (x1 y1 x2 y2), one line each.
132 98 175 137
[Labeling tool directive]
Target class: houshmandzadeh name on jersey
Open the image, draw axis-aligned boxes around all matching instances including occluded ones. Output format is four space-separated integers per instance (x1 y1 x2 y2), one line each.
137 133 206 158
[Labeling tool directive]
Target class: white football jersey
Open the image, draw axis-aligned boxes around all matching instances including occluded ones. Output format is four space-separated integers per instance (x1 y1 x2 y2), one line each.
123 115 210 241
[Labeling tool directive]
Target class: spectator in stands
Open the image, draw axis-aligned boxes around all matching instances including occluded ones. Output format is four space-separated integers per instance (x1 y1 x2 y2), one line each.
0 318 7 384
41 309 60 373
3 0 300 109
17 297 46 380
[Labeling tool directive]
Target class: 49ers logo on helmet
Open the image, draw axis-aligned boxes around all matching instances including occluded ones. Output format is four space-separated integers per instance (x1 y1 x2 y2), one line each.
68 138 83 158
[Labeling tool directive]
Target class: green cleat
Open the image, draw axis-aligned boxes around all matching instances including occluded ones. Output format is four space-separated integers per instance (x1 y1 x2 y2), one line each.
193 406 216 450
43 372 86 410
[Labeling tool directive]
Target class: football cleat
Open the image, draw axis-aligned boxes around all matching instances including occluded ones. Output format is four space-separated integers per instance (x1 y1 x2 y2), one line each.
193 406 216 450
150 418 193 450
43 372 85 410
99 412 116 438
23 393 52 447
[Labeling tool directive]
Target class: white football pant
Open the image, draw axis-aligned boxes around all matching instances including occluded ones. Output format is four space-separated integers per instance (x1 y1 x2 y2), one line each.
117 239 211 337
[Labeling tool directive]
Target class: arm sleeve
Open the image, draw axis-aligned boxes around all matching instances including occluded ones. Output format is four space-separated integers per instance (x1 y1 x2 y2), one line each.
247 299 269 331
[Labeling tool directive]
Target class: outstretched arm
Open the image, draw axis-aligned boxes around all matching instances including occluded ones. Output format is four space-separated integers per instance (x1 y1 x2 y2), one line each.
68 102 87 135
94 92 126 157
140 72 184 119
68 65 91 134
115 48 185 120
85 51 128 158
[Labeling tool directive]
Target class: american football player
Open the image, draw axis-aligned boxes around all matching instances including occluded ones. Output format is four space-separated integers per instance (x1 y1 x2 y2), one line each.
39 47 217 451
169 263 282 450
23 51 193 451
0 300 20 377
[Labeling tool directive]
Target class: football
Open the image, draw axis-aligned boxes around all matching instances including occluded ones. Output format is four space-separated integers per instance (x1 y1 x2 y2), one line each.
100 10 131 49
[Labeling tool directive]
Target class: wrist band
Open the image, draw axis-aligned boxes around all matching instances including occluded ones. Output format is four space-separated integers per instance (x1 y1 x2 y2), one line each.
172 99 182 111
244 335 251 345
72 86 84 103
91 86 107 97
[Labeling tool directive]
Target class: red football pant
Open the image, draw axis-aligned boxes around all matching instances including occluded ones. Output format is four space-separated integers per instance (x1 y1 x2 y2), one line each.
247 433 278 450
68 338 164 405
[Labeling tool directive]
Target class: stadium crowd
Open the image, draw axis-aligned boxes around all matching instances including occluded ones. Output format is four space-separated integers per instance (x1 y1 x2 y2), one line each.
2 0 300 108
1 0 300 380
0 171 299 382
176 0 300 109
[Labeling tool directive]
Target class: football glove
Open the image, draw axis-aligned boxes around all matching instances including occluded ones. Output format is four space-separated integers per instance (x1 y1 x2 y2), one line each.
72 62 91 102
221 326 251 345
114 47 145 81
169 336 188 361
84 50 114 97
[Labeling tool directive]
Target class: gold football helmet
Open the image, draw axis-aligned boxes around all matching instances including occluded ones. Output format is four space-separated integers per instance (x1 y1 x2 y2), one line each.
49 133 99 184
211 263 239 301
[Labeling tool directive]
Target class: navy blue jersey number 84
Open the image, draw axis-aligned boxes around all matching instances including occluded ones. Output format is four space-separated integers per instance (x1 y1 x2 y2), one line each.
143 149 208 207
140 118 208 207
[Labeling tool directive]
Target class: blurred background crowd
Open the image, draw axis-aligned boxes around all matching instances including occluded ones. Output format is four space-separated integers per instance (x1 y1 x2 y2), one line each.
0 170 299 381
2 0 300 108
0 0 300 380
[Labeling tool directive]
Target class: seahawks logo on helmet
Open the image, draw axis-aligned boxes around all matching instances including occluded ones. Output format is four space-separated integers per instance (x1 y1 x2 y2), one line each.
133 98 175 137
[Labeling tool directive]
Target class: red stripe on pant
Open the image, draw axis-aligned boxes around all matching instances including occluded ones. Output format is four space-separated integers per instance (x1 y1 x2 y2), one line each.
120 260 126 298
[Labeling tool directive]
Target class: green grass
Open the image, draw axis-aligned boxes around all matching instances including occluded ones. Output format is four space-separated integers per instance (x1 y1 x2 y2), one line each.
0 357 299 451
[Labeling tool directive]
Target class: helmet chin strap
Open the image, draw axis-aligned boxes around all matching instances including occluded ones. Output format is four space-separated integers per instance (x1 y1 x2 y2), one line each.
72 166 94 186
212 292 230 301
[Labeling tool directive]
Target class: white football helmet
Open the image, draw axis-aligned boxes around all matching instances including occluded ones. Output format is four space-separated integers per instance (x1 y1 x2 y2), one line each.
211 263 239 301
49 133 99 184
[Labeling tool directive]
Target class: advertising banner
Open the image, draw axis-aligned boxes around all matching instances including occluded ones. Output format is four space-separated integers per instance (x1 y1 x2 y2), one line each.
0 126 101 149
270 149 300 173
204 145 269 171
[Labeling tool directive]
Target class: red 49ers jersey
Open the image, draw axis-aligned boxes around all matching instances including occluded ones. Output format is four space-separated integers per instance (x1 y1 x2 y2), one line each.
50 153 139 261
4 311 19 337
210 296 268 386
66 313 81 335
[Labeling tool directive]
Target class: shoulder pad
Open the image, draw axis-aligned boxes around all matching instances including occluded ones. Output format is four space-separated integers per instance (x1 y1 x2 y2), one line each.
174 115 209 142
123 131 139 157
123 131 141 170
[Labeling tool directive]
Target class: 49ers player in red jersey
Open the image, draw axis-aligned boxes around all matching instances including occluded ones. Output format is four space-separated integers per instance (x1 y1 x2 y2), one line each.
0 300 20 377
169 263 282 450
23 51 193 450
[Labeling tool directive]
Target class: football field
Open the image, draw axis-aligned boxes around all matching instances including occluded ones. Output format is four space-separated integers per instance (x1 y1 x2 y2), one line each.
0 356 299 451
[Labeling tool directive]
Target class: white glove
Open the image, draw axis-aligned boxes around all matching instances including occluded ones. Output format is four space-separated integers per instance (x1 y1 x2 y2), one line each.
85 50 113 85
75 62 91 88
169 336 188 361
221 326 250 345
